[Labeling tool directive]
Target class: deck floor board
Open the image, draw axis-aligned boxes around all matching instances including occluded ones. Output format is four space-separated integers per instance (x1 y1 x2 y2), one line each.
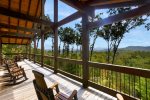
0 60 116 100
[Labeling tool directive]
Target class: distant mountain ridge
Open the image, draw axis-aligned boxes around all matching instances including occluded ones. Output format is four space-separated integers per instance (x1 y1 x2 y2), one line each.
120 46 150 51
45 46 150 52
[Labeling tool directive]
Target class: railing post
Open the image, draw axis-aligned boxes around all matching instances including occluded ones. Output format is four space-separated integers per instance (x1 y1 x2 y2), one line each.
41 32 44 67
29 43 31 61
54 0 58 74
25 44 28 59
0 38 2 65
34 36 36 63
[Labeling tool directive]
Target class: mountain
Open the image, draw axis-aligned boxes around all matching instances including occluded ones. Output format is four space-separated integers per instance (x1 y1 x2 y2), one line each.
120 46 150 51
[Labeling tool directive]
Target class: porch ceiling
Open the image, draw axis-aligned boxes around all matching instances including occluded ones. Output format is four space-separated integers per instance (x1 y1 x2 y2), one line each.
0 0 52 45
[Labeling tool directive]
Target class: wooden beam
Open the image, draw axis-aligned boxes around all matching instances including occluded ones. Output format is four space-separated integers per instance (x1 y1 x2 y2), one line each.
0 31 33 38
60 0 84 11
2 43 28 45
88 3 150 29
0 7 54 26
57 11 82 27
0 23 41 33
31 0 40 36
54 0 58 74
24 0 32 34
16 0 22 44
88 0 132 6
82 13 89 88
8 0 11 44
93 0 150 9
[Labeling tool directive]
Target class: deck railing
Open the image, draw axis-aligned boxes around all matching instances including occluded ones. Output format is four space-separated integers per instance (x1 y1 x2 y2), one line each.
27 54 150 99
4 53 27 60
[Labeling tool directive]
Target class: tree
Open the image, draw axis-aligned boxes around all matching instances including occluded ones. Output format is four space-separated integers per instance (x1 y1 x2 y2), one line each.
75 24 82 58
98 7 146 64
58 27 76 57
36 15 53 48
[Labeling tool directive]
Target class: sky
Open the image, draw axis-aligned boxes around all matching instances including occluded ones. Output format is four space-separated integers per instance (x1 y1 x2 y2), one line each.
37 0 150 50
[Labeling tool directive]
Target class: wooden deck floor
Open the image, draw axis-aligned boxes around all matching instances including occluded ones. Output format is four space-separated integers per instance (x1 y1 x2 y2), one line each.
0 60 116 100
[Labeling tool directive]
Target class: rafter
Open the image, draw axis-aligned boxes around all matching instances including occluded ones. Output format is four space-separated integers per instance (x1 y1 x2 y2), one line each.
24 0 31 34
8 0 11 44
88 3 150 29
16 0 22 44
93 0 150 9
87 0 132 6
57 11 82 27
22 0 32 44
2 43 29 45
32 0 40 34
0 31 33 38
0 23 41 33
0 7 54 26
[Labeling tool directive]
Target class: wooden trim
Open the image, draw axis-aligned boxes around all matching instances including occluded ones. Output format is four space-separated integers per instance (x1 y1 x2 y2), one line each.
0 7 54 26
89 61 150 78
57 11 82 27
88 3 150 29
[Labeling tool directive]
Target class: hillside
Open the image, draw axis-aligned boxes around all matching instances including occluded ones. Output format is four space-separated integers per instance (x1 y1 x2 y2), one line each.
121 46 150 51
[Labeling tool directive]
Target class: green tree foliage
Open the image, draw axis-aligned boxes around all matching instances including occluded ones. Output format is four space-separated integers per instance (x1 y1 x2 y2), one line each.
98 7 147 64
58 27 76 56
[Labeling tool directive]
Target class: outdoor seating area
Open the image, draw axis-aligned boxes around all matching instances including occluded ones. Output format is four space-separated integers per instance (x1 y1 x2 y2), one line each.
0 0 150 100
0 60 116 100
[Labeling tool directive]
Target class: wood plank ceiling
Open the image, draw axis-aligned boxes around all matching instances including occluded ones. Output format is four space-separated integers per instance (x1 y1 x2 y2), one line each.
0 0 52 45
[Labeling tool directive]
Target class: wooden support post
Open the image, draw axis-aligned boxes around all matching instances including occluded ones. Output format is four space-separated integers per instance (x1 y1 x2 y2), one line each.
41 32 44 67
29 44 31 61
0 38 2 65
54 0 58 73
82 13 90 88
25 45 28 59
34 37 36 63
40 0 45 67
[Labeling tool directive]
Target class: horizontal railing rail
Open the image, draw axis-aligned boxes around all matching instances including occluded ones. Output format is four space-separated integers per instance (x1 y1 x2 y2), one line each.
88 61 150 100
21 54 150 100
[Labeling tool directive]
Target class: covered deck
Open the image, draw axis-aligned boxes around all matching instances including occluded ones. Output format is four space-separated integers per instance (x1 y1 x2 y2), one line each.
0 60 116 100
0 0 150 100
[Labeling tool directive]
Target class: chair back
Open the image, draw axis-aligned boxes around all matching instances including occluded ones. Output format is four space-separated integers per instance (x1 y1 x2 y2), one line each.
32 70 54 100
